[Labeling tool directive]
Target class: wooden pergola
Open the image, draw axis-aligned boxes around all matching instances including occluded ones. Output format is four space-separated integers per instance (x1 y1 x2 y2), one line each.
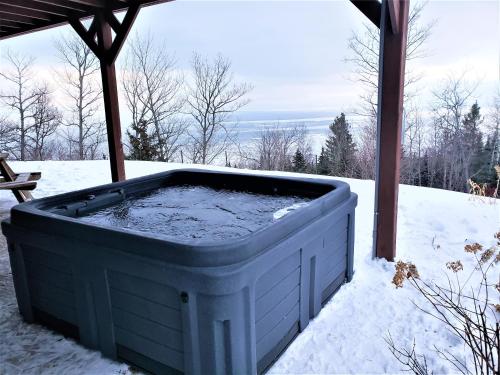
0 0 409 261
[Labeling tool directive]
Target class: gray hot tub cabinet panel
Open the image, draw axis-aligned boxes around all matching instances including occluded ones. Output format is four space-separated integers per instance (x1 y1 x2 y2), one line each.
2 169 357 375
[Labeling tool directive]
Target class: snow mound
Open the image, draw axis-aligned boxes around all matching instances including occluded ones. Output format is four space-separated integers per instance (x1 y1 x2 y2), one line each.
273 202 310 220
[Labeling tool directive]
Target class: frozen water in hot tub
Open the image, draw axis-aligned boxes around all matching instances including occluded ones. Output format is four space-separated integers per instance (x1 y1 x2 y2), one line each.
79 185 311 241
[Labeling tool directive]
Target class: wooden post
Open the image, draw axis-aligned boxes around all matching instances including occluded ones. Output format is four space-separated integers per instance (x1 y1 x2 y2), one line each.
70 5 140 182
96 12 125 182
373 0 409 261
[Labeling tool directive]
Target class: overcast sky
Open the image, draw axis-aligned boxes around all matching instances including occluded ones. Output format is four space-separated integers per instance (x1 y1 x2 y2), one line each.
0 0 498 117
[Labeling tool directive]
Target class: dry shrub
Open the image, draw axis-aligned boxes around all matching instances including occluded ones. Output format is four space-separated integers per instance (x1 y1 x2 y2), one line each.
479 247 496 266
446 260 463 273
388 233 500 375
469 166 500 202
493 166 500 199
464 242 483 254
468 179 487 200
392 261 420 288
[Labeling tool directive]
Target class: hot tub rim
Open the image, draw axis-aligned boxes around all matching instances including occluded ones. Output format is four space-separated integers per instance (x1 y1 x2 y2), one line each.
3 169 357 267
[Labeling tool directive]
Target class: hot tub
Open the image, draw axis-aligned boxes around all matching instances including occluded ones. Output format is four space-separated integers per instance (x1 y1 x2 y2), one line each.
2 169 357 374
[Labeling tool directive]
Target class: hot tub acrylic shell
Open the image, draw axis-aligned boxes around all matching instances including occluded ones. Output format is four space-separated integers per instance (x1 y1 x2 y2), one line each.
2 169 357 375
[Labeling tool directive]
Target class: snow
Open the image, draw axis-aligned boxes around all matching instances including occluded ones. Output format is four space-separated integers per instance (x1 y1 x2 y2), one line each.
273 202 310 220
0 160 498 374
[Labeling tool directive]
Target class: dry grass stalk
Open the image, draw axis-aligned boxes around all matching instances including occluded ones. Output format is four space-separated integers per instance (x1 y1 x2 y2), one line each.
388 233 500 375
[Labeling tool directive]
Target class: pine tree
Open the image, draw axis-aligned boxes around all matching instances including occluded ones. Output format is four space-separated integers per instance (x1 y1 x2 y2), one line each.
324 113 356 177
127 120 157 161
476 135 498 185
317 147 329 175
462 102 484 186
420 152 430 187
292 149 307 173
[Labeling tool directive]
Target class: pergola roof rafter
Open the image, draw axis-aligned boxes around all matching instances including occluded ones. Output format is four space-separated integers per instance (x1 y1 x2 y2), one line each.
0 0 170 39
32 1 92 12
350 0 381 28
1 1 86 18
0 4 54 21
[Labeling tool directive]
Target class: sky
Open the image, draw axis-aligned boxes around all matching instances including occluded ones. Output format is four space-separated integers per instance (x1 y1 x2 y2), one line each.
0 0 498 120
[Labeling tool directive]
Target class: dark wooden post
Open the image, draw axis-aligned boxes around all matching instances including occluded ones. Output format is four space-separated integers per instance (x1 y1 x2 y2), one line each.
96 12 125 182
70 5 140 182
373 0 410 261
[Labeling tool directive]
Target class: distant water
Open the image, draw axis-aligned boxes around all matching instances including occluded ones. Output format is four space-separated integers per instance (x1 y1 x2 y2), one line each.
230 117 334 152
228 110 339 122
225 110 362 155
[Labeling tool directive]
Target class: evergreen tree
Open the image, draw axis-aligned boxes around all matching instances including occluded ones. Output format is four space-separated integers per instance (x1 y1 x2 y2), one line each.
317 147 329 175
476 135 498 185
127 120 157 161
419 152 430 187
462 102 483 185
292 149 307 173
324 113 356 177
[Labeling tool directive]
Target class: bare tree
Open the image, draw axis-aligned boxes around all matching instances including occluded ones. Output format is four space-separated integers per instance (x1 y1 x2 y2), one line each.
26 86 61 160
122 33 186 162
186 53 251 164
401 105 425 185
356 118 378 179
238 124 311 171
486 92 500 167
346 1 434 116
431 74 478 191
346 2 434 178
0 50 40 160
0 116 17 155
55 33 104 160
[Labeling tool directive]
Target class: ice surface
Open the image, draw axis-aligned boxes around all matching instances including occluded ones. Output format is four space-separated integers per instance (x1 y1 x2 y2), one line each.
78 185 311 241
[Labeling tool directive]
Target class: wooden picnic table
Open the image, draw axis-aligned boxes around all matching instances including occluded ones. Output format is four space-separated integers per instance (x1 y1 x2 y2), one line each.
0 153 41 203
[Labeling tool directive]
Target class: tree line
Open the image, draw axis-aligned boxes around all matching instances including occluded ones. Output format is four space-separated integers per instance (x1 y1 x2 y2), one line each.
239 95 498 194
0 33 251 165
1 2 498 195
232 2 499 194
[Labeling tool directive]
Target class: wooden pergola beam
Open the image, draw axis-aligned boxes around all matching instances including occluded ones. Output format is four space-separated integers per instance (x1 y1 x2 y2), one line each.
68 17 101 57
63 0 107 7
387 0 400 33
30 0 91 12
96 11 125 181
373 0 409 261
0 20 23 29
0 0 81 18
69 4 141 181
0 11 38 24
0 1 171 40
105 3 139 64
350 0 381 27
0 4 53 21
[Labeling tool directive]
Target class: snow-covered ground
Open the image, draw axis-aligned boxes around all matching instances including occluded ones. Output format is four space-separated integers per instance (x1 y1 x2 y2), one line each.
0 160 498 374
